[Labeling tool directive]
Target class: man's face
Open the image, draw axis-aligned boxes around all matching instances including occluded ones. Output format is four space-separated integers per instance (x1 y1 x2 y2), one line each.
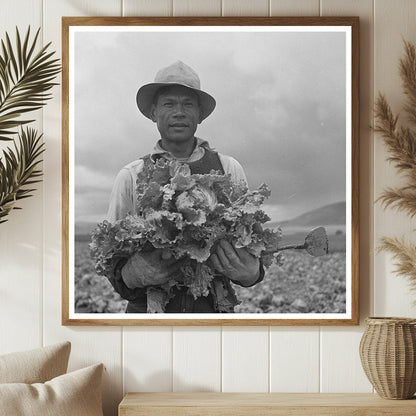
150 85 202 144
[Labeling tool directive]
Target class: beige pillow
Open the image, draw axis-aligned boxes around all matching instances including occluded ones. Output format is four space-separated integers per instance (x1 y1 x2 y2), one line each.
0 341 71 384
0 363 104 416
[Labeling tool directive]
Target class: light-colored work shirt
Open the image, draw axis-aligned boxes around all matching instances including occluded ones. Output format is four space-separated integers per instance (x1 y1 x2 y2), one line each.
107 137 248 222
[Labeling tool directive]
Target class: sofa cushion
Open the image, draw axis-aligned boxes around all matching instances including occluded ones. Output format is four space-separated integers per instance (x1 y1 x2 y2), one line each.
0 363 104 416
0 341 71 384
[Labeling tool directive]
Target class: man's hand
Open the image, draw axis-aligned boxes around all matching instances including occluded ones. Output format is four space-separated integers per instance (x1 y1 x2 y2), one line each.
209 240 260 287
121 249 183 289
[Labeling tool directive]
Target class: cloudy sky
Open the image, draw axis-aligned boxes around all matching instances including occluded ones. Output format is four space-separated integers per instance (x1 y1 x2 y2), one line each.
73 28 347 225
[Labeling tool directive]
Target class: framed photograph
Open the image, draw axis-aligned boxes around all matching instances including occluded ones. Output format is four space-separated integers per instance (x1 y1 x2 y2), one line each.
62 16 359 326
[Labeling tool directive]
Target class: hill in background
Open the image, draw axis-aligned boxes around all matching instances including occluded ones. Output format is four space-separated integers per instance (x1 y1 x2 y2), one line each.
269 201 346 229
75 221 98 241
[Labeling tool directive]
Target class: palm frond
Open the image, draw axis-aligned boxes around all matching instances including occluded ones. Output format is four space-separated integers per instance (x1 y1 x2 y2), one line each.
0 27 61 141
0 127 44 223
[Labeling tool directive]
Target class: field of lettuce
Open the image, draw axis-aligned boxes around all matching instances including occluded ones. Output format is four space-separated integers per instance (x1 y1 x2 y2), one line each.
74 231 346 314
75 240 128 313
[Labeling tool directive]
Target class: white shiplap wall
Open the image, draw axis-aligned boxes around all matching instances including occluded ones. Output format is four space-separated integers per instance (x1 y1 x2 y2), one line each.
1 1 416 415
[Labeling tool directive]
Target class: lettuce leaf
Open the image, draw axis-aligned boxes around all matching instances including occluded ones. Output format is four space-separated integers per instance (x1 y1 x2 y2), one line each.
91 158 283 313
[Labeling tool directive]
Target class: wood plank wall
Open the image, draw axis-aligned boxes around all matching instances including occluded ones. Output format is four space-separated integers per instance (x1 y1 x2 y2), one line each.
1 1 416 415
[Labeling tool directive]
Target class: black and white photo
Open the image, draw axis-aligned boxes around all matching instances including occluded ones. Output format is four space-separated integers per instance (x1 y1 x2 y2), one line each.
62 17 359 325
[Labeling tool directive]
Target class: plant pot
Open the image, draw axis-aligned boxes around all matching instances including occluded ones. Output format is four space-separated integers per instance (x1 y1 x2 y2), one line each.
359 317 416 399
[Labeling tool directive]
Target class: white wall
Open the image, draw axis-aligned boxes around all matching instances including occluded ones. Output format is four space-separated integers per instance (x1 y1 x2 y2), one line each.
1 1 416 415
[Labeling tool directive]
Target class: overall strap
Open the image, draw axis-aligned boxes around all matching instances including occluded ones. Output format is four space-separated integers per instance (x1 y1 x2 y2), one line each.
142 148 225 175
187 148 225 175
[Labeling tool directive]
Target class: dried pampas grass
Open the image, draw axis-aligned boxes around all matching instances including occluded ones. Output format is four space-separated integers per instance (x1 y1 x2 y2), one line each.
378 237 416 293
376 40 416 293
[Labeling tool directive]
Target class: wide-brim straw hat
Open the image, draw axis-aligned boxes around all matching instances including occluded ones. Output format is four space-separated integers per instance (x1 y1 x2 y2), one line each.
136 61 216 121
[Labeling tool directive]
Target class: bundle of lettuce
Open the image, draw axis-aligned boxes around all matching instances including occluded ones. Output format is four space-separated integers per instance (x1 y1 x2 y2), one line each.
90 159 281 313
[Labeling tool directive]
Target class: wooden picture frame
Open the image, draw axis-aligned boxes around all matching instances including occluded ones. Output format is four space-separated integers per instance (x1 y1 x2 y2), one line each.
62 16 359 326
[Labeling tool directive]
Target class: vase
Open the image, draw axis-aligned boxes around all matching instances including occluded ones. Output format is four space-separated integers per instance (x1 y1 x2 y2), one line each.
359 317 416 399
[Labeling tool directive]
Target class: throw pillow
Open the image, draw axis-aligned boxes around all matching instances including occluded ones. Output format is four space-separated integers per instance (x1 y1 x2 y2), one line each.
0 341 71 384
0 363 104 416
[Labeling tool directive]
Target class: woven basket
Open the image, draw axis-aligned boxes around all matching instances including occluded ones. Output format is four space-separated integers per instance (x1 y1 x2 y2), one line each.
359 317 416 399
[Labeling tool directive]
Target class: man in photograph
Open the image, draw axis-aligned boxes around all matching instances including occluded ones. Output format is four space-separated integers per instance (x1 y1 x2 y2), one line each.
106 61 264 313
